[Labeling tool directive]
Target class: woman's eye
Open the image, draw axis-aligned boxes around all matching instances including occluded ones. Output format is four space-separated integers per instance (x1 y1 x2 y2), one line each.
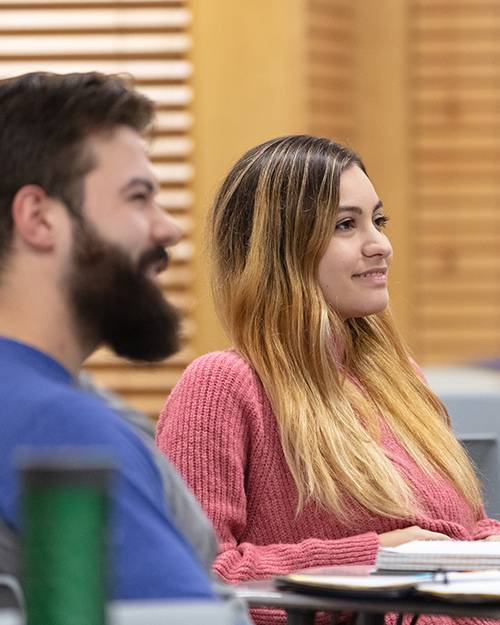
374 214 390 229
336 219 355 232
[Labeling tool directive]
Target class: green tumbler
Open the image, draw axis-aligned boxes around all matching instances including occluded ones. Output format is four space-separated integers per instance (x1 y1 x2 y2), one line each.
18 449 113 625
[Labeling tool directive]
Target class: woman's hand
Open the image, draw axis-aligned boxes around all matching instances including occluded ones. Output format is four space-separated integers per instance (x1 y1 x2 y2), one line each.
480 535 500 541
379 526 452 547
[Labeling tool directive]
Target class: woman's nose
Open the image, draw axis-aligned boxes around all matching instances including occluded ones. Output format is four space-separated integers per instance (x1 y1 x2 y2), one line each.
363 228 393 259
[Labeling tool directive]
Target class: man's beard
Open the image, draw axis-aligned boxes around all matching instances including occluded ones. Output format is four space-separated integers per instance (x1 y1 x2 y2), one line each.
66 218 180 362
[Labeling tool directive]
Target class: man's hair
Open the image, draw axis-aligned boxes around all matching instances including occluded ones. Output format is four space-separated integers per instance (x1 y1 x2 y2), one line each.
0 71 155 267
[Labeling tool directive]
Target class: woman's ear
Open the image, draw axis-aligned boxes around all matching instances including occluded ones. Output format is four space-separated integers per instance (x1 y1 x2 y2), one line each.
11 185 61 251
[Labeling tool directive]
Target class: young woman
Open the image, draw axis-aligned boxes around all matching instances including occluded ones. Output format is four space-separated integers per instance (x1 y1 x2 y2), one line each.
156 135 500 625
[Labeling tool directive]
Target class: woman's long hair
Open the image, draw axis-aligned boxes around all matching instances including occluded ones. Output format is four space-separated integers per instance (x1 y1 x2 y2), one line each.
207 135 482 521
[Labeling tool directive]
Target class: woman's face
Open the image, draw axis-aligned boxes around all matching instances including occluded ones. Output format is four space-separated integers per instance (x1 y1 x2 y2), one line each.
317 165 393 320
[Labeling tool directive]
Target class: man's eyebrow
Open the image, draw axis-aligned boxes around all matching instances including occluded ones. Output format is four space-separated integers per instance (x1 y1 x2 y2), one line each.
338 200 383 214
119 177 158 195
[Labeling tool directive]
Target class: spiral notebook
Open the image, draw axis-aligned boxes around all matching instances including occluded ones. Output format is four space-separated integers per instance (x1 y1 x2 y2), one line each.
375 540 500 572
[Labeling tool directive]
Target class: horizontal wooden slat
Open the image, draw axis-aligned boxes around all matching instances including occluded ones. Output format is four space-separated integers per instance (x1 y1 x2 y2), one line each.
82 367 189 392
1 32 191 56
416 100 500 119
152 162 193 183
307 0 352 19
140 85 192 106
307 14 352 38
419 235 500 251
157 189 193 209
418 160 500 174
309 62 353 81
415 284 500 305
414 0 500 7
416 186 500 201
0 63 191 83
416 255 500 281
414 13 500 28
419 342 500 366
415 0 500 5
158 266 192 289
308 36 354 58
308 124 353 143
154 111 192 132
421 306 500 322
86 343 195 366
309 98 352 115
149 136 193 158
415 88 500 104
309 76 352 93
417 221 500 239
414 33 500 48
419 330 500 346
0 9 189 29
307 115 352 132
416 77 500 90
416 132 500 148
0 1 186 7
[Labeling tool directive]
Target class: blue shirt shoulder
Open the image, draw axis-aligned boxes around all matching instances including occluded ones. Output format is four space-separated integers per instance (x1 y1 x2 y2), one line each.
0 338 215 600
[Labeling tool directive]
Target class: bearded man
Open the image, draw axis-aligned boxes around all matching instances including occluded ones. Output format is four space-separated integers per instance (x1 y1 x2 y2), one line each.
0 71 219 606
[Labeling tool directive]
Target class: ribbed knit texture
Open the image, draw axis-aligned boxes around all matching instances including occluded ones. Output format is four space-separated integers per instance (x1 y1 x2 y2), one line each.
157 349 500 625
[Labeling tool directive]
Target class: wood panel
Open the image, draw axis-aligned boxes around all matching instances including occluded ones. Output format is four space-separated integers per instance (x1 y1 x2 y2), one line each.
0 0 194 418
411 0 500 364
189 0 307 357
305 0 356 143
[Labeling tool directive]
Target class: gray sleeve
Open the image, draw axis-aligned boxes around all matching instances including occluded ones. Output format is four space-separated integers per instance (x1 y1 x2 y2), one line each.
131 426 219 575
77 371 219 574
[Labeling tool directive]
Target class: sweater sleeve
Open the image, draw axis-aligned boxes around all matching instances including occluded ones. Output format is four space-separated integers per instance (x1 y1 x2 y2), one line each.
472 510 500 540
156 352 381 584
212 534 381 583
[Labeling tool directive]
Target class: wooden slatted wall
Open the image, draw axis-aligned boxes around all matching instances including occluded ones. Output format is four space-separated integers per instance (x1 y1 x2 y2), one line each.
411 0 500 364
0 0 194 418
305 0 356 145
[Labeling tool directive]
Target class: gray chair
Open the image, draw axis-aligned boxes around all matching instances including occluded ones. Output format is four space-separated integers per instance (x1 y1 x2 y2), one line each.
423 366 500 521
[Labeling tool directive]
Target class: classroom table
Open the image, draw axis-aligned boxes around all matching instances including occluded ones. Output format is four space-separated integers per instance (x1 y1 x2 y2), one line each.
235 570 500 625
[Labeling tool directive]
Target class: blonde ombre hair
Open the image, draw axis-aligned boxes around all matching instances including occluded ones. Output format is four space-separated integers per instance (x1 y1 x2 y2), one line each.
208 135 482 521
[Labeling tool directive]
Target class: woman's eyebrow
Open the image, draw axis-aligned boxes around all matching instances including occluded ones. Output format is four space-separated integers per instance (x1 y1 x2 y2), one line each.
337 201 383 215
338 205 362 215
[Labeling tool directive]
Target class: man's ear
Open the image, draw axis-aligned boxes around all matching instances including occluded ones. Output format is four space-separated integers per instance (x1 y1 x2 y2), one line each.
11 185 61 251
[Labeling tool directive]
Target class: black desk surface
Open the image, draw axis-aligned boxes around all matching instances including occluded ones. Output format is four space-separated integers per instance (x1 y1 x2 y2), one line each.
235 570 500 621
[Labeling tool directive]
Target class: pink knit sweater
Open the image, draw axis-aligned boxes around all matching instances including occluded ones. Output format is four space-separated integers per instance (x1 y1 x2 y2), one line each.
156 349 500 625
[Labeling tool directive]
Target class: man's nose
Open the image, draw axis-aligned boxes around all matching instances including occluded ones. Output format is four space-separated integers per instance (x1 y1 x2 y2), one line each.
153 207 183 247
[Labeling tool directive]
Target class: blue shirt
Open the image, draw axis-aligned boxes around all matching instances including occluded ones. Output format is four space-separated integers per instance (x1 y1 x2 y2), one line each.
0 337 216 601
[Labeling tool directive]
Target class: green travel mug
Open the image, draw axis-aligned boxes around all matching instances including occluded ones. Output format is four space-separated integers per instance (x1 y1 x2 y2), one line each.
18 448 113 625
